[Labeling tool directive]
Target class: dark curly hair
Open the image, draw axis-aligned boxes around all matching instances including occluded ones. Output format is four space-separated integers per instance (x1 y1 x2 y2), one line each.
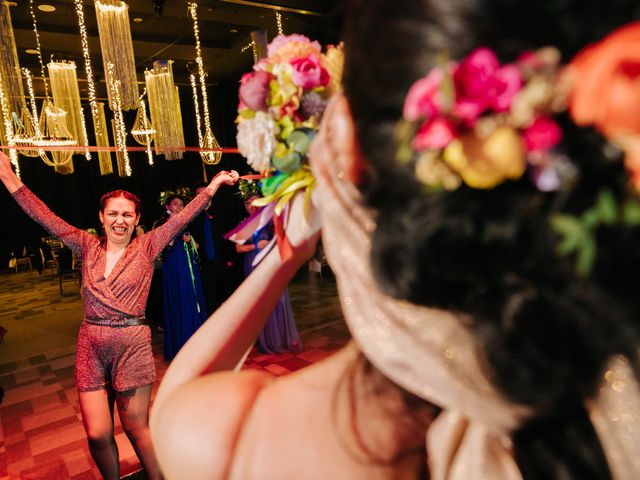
342 0 640 477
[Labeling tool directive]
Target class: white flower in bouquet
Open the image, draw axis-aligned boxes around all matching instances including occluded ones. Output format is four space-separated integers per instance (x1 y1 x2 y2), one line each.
236 111 279 172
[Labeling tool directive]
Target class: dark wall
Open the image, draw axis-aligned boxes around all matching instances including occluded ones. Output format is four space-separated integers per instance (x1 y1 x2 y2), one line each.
3 80 251 267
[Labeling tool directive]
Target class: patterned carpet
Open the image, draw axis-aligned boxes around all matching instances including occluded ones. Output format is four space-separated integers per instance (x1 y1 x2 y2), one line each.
0 268 348 479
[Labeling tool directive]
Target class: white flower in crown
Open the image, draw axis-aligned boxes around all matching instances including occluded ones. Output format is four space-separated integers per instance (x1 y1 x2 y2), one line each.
236 111 279 172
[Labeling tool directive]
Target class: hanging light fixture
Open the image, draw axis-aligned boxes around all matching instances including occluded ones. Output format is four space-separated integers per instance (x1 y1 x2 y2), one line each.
106 61 131 176
188 2 222 165
27 0 76 172
95 0 139 111
11 109 40 157
130 97 155 165
0 1 27 118
145 60 184 160
48 61 90 158
93 102 113 175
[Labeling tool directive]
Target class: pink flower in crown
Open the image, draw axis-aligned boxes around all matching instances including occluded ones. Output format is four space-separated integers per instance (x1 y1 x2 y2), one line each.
412 117 457 150
290 54 330 89
453 48 524 121
522 116 563 152
267 34 322 64
239 71 273 112
403 68 447 121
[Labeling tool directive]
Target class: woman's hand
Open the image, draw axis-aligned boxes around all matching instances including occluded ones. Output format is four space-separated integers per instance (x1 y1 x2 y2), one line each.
212 170 240 186
282 191 322 266
0 151 23 193
257 239 269 250
182 232 192 243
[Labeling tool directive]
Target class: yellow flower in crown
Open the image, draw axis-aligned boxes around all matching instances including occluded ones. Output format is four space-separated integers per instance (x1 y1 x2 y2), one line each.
443 127 527 189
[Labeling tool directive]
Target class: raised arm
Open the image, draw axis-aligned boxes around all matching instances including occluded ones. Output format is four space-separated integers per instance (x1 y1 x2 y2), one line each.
151 194 320 418
147 170 239 258
1 152 88 255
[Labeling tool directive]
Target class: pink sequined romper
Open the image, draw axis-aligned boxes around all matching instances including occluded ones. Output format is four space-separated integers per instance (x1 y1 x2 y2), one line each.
13 186 213 392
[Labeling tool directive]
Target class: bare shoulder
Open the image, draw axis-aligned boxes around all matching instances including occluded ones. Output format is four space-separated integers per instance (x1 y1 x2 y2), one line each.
151 369 274 480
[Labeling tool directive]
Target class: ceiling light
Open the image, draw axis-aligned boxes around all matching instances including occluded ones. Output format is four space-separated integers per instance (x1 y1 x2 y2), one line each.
37 4 56 12
133 17 143 23
25 49 40 55
230 28 238 33
6 1 17 6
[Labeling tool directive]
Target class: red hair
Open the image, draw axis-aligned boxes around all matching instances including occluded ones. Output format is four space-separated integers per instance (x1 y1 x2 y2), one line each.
99 190 141 215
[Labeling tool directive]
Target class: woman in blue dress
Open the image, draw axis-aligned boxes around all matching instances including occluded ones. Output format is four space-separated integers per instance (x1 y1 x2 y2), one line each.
156 195 207 360
236 195 301 354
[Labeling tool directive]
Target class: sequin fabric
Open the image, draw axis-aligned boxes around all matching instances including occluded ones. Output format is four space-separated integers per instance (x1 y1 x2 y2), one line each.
13 185 213 391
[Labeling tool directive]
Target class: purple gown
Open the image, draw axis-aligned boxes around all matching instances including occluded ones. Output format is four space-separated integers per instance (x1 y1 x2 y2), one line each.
243 227 301 354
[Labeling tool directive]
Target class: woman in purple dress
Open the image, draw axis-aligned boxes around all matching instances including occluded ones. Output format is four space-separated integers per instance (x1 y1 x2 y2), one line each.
236 195 301 354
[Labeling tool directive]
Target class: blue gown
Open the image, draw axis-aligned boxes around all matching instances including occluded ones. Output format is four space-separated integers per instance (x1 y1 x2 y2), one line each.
162 234 207 360
243 227 301 354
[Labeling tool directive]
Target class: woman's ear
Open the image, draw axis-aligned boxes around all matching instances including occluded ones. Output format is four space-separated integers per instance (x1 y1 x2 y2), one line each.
98 211 104 225
322 94 368 185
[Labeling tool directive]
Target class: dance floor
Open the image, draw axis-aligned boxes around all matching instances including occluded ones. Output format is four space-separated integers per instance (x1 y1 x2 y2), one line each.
0 268 348 479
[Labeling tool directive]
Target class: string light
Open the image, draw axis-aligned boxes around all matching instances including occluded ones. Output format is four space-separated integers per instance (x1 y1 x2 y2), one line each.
188 2 221 163
22 68 46 159
275 11 283 35
190 74 204 150
107 62 131 175
78 106 90 160
241 42 254 52
74 0 99 160
28 0 49 99
0 79 20 177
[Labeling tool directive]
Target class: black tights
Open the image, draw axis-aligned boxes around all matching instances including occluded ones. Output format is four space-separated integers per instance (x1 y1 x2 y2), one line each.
78 385 160 479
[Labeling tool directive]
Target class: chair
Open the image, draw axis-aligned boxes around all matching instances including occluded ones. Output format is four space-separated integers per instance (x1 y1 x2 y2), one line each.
52 248 81 295
40 246 56 273
14 247 33 273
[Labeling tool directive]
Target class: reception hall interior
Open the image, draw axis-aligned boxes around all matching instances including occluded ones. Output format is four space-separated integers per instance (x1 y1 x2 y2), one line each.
0 0 344 478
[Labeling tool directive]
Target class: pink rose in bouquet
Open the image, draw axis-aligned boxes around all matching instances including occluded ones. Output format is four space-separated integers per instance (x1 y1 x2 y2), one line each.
239 71 273 112
523 116 563 152
290 54 330 89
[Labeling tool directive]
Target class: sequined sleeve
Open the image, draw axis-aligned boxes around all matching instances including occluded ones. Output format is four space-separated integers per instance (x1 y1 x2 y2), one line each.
12 185 90 256
146 188 213 259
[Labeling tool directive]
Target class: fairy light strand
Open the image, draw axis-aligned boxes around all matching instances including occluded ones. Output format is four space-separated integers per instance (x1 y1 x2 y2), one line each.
188 3 215 149
0 79 19 177
74 0 99 131
141 100 153 165
78 106 91 160
107 62 131 175
275 12 283 35
28 0 49 99
22 68 46 158
190 74 204 149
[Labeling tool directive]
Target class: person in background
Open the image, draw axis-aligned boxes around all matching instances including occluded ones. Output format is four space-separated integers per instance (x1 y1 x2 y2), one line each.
236 194 301 354
190 181 220 316
0 149 238 480
155 194 208 361
152 3 640 478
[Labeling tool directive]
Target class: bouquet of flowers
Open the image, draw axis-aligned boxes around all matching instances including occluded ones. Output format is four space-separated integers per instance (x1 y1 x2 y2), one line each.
231 34 342 259
236 34 343 211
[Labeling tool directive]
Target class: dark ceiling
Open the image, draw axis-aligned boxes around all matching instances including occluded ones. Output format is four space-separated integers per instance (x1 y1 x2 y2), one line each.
6 0 342 99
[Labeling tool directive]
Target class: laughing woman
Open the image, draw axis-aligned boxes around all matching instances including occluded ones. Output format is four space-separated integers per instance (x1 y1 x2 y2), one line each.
0 151 237 480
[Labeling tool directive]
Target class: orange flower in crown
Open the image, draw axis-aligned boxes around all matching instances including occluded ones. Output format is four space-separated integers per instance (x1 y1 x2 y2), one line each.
567 22 640 188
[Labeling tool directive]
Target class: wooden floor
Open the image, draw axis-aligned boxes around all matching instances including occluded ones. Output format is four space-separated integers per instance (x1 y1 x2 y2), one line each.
0 268 348 479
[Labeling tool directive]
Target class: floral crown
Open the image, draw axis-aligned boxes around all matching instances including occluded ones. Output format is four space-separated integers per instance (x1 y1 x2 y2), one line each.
396 22 640 274
236 34 343 211
395 47 570 191
158 187 193 207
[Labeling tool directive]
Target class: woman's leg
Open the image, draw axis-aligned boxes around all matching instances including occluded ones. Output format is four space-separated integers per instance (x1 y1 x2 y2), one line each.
78 388 119 480
116 385 161 479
